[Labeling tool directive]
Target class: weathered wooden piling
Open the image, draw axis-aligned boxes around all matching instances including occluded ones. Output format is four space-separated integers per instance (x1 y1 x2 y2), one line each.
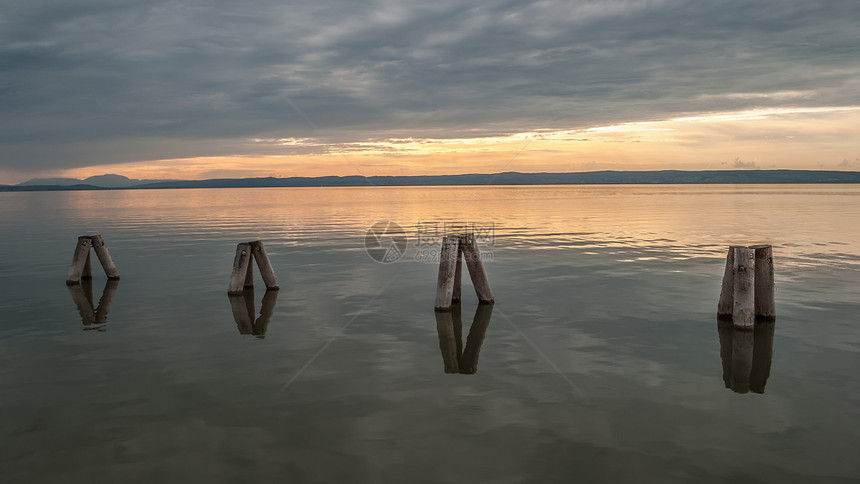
434 235 461 310
228 240 279 295
435 233 494 310
718 244 775 328
717 245 740 318
228 243 252 295
732 246 756 329
67 236 92 285
82 251 92 279
244 259 254 288
90 235 120 279
751 245 776 320
250 240 279 290
66 235 120 285
452 244 464 303
461 234 494 304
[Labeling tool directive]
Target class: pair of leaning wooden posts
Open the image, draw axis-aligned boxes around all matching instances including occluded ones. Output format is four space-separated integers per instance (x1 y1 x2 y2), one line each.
66 235 280 297
434 233 494 311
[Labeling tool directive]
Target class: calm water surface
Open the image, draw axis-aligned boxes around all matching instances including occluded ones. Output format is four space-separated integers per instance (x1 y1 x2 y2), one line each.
1 185 859 483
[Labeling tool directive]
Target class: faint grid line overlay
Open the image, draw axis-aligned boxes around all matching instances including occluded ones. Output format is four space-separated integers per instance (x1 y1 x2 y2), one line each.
495 307 584 398
280 275 399 392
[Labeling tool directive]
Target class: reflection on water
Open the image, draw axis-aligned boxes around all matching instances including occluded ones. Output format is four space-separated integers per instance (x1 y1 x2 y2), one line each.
718 318 776 393
435 303 493 374
67 279 119 331
3 186 860 481
228 289 278 338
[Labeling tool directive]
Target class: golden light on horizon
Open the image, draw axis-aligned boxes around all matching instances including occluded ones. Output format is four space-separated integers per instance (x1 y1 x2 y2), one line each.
56 106 860 182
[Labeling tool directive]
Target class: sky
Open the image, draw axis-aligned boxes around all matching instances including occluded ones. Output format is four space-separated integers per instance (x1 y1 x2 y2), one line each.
1 0 859 183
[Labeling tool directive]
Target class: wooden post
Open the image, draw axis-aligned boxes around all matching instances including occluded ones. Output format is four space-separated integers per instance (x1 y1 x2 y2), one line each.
751 245 775 320
452 244 463 303
732 246 755 329
244 258 255 288
66 236 93 285
250 240 280 290
90 235 120 279
461 233 494 303
717 246 741 318
81 251 92 279
434 235 460 310
228 243 252 295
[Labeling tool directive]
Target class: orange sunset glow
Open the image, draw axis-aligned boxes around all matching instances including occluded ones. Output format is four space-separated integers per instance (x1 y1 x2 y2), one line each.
52 106 860 183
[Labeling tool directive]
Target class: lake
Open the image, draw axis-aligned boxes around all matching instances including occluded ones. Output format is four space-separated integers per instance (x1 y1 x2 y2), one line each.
1 185 859 483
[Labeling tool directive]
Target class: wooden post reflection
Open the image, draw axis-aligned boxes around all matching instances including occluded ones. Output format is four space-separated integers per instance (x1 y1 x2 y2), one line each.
435 303 494 374
750 320 775 393
460 303 493 374
228 288 278 337
68 278 96 325
717 318 775 394
67 278 119 330
435 306 460 373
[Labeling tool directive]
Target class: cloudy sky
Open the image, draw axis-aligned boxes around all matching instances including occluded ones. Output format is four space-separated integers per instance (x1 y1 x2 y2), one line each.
1 0 858 183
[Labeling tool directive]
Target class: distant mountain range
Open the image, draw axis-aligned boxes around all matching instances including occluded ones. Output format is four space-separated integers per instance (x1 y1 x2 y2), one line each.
15 174 176 188
3 170 860 191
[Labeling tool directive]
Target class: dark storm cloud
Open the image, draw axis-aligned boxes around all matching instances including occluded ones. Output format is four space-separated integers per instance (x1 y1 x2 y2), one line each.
0 0 858 171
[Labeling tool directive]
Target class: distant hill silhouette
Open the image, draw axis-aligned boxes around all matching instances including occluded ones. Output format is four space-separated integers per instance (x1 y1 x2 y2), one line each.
17 177 87 186
15 174 174 188
4 170 860 191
